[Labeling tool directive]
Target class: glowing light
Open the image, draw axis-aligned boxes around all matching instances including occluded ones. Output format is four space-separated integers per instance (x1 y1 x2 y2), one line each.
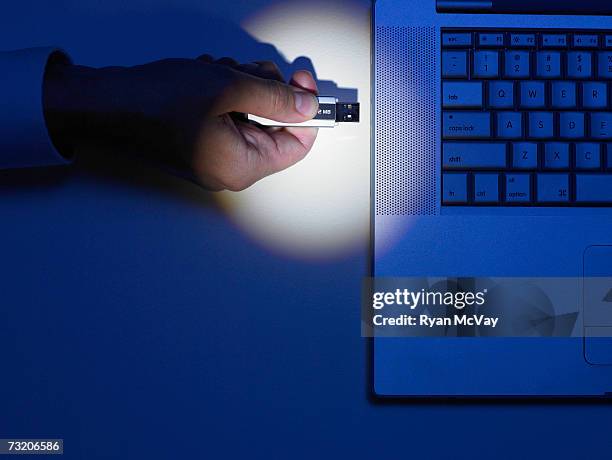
217 0 371 260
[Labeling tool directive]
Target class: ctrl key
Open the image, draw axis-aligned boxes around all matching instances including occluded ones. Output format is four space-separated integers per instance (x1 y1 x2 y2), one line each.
443 173 468 204
474 174 499 203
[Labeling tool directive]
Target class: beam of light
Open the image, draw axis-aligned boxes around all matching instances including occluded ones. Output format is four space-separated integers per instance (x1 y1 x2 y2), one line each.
216 0 371 261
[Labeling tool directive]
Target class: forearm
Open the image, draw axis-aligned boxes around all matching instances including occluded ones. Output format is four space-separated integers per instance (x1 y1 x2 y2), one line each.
42 62 177 160
38 53 319 190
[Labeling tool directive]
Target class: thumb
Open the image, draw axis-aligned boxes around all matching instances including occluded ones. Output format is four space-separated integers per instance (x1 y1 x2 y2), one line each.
221 71 319 123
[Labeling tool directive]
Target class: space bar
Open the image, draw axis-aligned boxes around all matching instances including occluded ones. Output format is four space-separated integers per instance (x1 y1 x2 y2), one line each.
576 175 612 202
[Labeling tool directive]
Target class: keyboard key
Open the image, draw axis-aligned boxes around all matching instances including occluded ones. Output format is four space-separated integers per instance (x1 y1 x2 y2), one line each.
474 174 499 203
576 175 612 202
513 142 538 169
542 34 567 48
544 143 570 169
590 113 612 138
528 112 554 138
510 34 536 48
567 52 592 79
496 112 522 138
551 81 577 108
582 82 608 109
478 33 504 47
442 33 472 48
442 82 483 108
598 52 612 79
443 112 491 138
573 34 599 48
488 81 514 108
537 174 570 202
443 142 507 169
473 51 499 78
575 143 601 169
560 112 585 138
505 51 530 78
520 81 545 108
443 173 468 203
536 52 562 78
442 51 468 77
505 174 531 202
438 29 612 208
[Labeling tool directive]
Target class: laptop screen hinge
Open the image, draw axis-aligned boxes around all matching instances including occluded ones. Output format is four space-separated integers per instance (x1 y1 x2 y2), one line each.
437 0 493 13
437 0 612 15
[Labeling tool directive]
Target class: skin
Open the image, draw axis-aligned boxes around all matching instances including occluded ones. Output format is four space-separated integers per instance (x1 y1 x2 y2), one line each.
43 54 320 191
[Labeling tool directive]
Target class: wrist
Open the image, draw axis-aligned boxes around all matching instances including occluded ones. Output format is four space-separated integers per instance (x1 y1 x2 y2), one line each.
42 60 185 171
43 62 109 154
43 63 154 147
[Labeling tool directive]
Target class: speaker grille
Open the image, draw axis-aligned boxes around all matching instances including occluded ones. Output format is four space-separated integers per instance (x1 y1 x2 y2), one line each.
375 26 438 216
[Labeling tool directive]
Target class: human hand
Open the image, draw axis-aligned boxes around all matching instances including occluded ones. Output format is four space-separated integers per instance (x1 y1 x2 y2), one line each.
44 55 320 191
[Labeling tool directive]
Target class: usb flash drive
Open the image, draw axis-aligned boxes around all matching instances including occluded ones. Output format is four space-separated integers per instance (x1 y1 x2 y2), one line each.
247 96 360 128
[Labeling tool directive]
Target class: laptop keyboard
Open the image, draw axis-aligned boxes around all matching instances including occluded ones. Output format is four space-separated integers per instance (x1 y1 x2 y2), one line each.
441 29 612 206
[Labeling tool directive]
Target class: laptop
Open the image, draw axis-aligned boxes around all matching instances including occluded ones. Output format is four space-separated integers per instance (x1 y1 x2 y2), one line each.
373 0 612 397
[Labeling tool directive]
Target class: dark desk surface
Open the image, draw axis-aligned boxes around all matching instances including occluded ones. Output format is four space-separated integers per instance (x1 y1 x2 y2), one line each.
0 1 610 458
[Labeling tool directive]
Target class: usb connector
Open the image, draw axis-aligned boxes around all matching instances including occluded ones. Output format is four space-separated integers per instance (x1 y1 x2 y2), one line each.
247 96 360 128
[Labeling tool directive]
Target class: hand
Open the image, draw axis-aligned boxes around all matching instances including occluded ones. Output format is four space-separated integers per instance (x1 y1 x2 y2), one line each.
44 56 320 191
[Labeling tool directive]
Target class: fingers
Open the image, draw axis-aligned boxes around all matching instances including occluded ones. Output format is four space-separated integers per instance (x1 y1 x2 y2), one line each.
234 70 319 178
194 118 319 191
196 54 214 63
236 121 318 179
215 56 239 67
290 70 319 95
251 61 284 81
197 54 241 68
216 60 285 82
197 54 285 81
220 71 319 123
258 70 318 174
268 126 318 172
187 56 320 189
236 61 284 82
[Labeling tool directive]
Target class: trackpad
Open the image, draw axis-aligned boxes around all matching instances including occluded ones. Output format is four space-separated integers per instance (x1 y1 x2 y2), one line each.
583 246 612 365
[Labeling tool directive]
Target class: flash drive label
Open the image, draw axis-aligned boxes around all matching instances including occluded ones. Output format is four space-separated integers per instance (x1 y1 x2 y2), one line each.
315 103 336 120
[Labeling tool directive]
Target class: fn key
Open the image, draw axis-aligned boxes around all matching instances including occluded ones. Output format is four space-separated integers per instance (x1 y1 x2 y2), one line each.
443 173 468 203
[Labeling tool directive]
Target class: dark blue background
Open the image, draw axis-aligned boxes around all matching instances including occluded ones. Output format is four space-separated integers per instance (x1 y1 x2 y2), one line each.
0 1 611 458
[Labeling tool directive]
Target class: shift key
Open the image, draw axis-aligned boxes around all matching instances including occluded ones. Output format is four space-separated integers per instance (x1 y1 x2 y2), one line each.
443 142 507 169
443 82 483 108
443 112 491 138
